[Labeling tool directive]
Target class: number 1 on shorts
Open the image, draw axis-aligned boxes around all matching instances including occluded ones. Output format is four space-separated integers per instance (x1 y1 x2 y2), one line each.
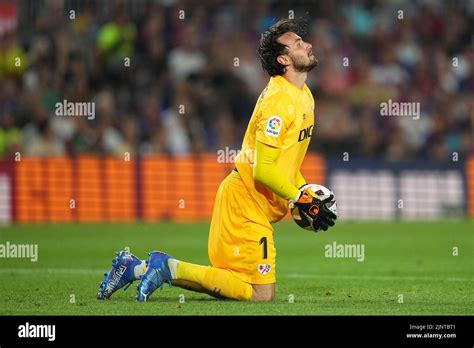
259 237 268 259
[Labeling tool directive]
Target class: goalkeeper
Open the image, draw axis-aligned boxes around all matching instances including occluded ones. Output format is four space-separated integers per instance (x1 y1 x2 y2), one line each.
97 19 337 302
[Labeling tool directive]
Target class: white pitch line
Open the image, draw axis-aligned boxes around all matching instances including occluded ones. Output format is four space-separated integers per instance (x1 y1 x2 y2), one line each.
0 268 102 275
283 273 474 282
0 268 473 282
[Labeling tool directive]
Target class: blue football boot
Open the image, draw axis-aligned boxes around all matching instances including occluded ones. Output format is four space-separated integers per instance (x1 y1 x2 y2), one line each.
136 251 173 302
97 249 143 300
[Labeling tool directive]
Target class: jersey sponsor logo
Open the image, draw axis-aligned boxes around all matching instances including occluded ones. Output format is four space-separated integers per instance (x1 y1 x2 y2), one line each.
258 263 271 275
265 116 282 137
298 125 313 142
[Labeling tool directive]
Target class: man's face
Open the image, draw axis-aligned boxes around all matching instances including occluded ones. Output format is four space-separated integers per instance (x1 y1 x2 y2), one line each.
277 32 318 73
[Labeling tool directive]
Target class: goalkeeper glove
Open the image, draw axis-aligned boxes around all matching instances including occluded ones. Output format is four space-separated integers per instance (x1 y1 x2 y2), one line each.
292 186 337 231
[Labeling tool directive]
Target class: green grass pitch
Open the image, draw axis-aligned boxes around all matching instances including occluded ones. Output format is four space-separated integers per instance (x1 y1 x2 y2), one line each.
0 221 473 315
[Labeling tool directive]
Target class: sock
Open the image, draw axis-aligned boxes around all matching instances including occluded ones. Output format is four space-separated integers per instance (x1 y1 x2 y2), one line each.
168 258 179 279
172 260 252 300
171 279 207 294
133 260 147 280
171 279 229 299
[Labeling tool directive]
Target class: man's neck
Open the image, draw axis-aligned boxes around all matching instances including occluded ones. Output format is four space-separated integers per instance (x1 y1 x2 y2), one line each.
282 70 307 90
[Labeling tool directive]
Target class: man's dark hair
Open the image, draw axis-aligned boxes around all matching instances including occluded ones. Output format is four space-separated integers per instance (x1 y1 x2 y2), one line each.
258 18 308 76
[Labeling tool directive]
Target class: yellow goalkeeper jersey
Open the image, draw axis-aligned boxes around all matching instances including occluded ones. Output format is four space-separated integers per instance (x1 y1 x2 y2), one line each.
234 75 315 223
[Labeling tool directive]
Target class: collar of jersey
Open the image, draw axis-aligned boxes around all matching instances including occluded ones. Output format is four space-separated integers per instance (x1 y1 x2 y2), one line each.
272 75 306 94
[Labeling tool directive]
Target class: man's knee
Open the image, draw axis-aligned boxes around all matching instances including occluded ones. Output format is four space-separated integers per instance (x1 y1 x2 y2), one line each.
251 283 275 301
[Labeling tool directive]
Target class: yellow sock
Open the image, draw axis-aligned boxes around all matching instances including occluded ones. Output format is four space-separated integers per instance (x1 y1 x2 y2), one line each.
171 279 207 293
176 261 252 300
171 279 222 299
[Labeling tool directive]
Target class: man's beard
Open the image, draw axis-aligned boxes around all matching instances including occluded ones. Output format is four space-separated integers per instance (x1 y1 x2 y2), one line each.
291 53 318 73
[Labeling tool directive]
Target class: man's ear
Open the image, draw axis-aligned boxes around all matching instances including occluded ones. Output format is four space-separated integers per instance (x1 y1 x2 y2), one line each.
277 55 289 67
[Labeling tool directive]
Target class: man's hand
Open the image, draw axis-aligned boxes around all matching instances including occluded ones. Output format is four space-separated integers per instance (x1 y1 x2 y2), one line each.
293 187 337 231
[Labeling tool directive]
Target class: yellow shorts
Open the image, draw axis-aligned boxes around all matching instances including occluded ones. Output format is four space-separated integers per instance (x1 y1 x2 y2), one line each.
208 170 276 285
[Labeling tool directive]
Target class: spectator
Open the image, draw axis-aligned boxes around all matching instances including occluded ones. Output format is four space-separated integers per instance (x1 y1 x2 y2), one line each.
26 120 65 157
0 0 471 162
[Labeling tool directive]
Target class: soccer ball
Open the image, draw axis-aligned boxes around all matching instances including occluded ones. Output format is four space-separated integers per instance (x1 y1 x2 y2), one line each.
291 184 338 232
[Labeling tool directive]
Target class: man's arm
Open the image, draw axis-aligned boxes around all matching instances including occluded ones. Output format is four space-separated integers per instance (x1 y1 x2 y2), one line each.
295 170 306 189
253 140 336 231
253 140 300 201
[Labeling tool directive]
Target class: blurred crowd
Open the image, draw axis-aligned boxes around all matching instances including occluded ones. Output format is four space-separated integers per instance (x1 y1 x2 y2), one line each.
0 0 473 161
